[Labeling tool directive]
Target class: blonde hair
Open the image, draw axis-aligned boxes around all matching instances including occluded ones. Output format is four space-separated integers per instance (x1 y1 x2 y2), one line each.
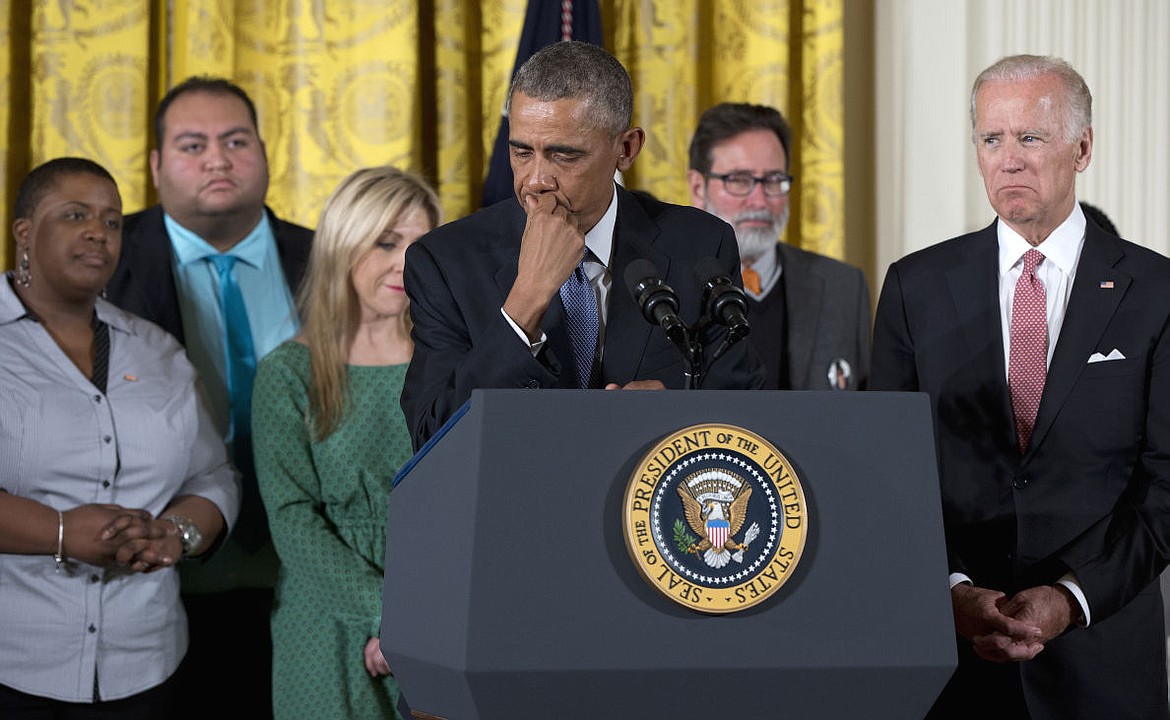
297 166 441 440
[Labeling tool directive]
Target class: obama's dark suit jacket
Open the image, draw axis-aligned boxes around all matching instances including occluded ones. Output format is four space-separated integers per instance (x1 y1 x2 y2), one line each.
401 186 765 449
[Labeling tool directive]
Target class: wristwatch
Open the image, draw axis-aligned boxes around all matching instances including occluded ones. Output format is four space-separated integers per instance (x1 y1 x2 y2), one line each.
161 515 203 558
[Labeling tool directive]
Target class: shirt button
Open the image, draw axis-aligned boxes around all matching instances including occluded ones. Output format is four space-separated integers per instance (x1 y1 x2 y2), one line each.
90 574 100 584
93 395 102 403
88 624 96 633
102 480 111 489
103 436 112 444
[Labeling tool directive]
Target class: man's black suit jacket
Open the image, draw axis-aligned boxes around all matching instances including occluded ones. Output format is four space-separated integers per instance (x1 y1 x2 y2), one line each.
105 205 313 344
871 218 1170 719
401 186 765 448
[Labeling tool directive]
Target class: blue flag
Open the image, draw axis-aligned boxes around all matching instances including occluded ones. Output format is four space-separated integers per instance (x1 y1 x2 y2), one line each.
481 0 604 208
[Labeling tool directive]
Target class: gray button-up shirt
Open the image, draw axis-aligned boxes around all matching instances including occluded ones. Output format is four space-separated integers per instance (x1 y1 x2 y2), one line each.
0 275 239 702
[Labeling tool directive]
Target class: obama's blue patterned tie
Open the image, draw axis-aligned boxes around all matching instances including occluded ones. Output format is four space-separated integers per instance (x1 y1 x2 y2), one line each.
559 251 600 388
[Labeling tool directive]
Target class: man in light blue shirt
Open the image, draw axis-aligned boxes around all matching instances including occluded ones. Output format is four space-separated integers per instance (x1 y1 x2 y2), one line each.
105 76 313 720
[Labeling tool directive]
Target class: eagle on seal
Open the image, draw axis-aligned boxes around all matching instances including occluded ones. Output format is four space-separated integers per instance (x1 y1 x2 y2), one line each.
678 481 752 568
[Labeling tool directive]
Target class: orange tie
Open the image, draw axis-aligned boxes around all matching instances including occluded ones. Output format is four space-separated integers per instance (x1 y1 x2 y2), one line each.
741 264 762 295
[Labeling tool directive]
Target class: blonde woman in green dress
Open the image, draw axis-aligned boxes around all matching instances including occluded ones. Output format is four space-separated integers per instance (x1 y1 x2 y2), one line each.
252 167 440 719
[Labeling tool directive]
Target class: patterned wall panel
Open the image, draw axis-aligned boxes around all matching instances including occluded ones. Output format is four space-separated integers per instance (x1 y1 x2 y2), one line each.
28 2 151 216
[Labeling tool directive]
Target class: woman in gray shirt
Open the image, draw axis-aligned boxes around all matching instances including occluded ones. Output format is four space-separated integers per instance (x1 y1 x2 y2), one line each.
0 158 239 716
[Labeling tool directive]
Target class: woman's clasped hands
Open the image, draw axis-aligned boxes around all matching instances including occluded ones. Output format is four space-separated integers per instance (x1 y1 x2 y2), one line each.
63 504 182 573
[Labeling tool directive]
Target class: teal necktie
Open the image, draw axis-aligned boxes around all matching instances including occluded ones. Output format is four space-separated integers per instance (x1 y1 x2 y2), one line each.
207 254 267 550
206 254 256 443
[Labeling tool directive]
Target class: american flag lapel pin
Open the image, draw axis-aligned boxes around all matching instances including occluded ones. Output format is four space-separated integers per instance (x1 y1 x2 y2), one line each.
1099 280 1114 289
123 374 138 382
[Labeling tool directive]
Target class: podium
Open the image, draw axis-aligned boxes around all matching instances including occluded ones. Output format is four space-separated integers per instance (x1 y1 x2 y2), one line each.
383 389 955 719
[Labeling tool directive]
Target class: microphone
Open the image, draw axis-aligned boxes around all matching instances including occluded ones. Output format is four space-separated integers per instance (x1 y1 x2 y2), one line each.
624 259 689 349
694 257 751 346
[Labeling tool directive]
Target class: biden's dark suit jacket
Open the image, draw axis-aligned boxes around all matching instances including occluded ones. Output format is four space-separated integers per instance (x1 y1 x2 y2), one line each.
401 186 765 449
871 218 1170 719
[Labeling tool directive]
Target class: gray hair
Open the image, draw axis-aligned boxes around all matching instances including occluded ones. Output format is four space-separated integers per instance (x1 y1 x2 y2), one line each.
970 54 1092 144
506 41 632 136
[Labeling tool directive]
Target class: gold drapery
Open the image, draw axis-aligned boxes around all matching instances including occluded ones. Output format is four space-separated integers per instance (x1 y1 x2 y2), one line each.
1 0 843 269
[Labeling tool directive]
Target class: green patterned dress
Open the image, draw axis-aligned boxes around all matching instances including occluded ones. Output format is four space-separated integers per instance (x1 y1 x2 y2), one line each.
253 341 412 719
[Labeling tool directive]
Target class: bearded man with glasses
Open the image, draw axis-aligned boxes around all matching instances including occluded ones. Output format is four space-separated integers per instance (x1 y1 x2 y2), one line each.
688 102 871 390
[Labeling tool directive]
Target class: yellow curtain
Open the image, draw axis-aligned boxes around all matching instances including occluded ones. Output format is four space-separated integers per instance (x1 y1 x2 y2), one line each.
8 2 154 250
798 0 846 259
1 0 843 268
166 1 425 229
1 0 11 255
431 0 527 219
606 0 844 258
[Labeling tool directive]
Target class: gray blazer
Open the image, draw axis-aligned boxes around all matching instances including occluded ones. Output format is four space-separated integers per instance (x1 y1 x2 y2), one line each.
752 242 870 390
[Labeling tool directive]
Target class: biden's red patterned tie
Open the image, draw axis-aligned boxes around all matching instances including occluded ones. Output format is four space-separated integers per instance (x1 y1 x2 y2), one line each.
1009 248 1048 454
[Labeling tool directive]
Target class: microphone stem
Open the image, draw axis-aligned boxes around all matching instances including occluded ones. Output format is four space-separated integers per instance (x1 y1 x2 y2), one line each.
684 339 703 390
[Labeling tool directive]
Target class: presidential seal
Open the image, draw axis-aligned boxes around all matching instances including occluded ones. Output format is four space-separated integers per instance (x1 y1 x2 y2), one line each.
622 424 808 613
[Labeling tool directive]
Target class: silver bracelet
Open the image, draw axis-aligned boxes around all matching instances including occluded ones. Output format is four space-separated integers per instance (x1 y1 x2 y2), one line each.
53 509 66 572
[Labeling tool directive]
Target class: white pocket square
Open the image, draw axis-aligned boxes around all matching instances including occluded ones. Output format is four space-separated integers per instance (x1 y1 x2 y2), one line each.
1087 349 1126 363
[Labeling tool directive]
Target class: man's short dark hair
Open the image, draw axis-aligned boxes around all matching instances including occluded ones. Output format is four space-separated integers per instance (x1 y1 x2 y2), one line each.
688 103 793 175
506 41 632 136
14 157 118 220
154 76 260 149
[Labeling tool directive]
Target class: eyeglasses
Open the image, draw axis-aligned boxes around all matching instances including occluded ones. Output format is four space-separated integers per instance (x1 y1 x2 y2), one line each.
704 172 793 197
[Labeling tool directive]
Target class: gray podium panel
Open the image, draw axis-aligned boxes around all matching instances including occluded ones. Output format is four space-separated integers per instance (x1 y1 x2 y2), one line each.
383 389 955 719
